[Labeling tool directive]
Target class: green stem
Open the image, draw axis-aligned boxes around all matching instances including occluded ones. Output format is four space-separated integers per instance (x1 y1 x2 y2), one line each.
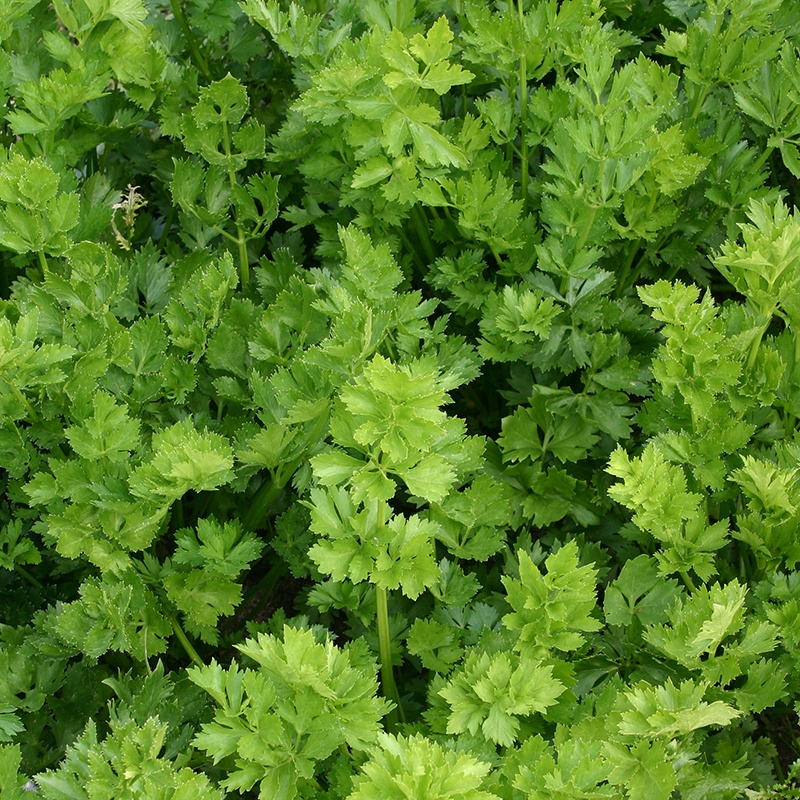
786 717 800 756
786 332 800 437
747 318 771 370
679 570 697 593
411 204 437 266
0 373 38 421
98 143 110 173
689 207 723 259
236 237 249 288
751 144 775 175
373 496 403 727
239 560 286 612
398 227 427 277
784 409 796 440
490 244 506 271
203 222 241 245
616 240 641 295
629 226 676 288
689 84 710 119
518 0 529 214
172 497 185 532
574 205 597 254
15 564 43 590
221 119 250 287
169 0 211 80
376 584 402 729
158 205 177 249
240 475 285 532
37 250 48 274
168 613 204 667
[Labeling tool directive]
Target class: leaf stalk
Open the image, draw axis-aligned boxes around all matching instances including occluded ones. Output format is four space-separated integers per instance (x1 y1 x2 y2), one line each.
376 584 402 729
221 118 250 287
168 612 204 667
169 0 212 80
15 564 43 590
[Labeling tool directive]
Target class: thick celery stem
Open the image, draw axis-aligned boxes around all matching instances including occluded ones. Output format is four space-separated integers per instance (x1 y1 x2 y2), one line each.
376 585 402 728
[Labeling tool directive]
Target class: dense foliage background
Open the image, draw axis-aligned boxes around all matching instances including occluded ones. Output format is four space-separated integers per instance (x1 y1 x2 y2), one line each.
2 0 800 797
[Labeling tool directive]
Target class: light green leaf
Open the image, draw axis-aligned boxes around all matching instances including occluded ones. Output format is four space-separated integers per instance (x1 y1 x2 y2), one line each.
619 679 741 737
348 732 499 800
503 541 601 655
397 453 455 503
65 391 140 462
129 419 235 500
605 740 676 800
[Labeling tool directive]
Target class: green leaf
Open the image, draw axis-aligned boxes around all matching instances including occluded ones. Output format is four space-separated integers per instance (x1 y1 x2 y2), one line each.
50 574 170 660
0 309 74 421
65 391 140 462
731 455 798 520
479 284 560 362
233 172 278 228
170 157 205 216
0 711 23 745
603 555 683 628
406 618 462 673
644 580 781 688
352 156 394 189
125 316 169 375
239 425 298 472
310 448 366 486
430 474 511 561
7 66 109 136
347 732 499 800
164 254 238 360
190 627 390 798
513 734 613 800
128 419 235 501
338 224 403 301
605 740 676 800
454 172 527 253
0 744 27 798
0 153 79 255
439 650 565 746
240 0 327 60
406 118 467 168
193 73 249 127
638 280 742 417
36 717 223 799
619 679 741 738
163 569 241 629
397 453 455 504
0 520 40 572
409 17 455 68
734 657 786 713
715 197 800 325
372 513 440 599
502 542 601 655
172 518 263 578
500 392 599 465
339 354 449 464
